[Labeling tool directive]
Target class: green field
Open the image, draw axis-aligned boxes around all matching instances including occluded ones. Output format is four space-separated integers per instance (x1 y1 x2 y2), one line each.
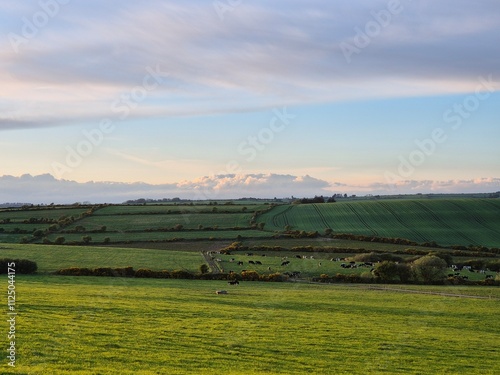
7 276 499 374
46 229 272 243
64 212 253 231
0 244 204 273
258 199 500 247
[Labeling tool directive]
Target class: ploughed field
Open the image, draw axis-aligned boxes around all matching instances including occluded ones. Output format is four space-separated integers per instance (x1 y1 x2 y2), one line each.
258 199 500 247
9 276 500 375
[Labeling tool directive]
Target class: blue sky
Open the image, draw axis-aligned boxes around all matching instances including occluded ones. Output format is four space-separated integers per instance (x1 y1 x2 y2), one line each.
1 0 499 202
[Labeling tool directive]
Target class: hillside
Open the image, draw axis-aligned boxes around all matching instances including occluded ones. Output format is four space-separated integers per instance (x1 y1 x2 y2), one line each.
257 199 500 248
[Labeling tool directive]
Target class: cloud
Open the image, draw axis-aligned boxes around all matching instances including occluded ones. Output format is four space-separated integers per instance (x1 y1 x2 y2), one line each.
0 173 332 204
1 174 498 204
1 0 500 129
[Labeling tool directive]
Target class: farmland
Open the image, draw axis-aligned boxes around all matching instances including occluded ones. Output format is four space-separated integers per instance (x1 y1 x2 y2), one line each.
7 276 500 375
258 199 500 248
1 197 499 374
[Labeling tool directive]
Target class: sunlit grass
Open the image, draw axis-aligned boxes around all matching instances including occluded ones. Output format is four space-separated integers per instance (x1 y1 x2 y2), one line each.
6 276 500 374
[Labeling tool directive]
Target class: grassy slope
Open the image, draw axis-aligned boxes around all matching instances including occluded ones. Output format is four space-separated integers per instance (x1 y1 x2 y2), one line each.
258 199 500 247
8 276 499 375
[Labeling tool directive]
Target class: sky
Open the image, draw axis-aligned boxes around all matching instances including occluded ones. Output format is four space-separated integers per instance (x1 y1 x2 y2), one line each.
1 0 499 203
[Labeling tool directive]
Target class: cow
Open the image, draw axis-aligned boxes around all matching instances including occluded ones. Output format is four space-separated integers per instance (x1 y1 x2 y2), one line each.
281 261 290 266
228 280 240 285
216 290 228 295
255 261 262 265
249 260 255 264
237 261 244 266
485 275 494 279
296 255 302 259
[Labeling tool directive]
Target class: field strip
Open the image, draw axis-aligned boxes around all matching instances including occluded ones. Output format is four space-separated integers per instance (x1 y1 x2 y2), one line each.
364 286 500 300
377 201 429 242
312 204 330 229
345 203 378 236
448 200 500 236
271 205 293 228
411 201 479 245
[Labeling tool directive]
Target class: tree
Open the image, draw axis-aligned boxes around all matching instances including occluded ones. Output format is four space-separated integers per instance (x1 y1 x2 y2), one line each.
55 236 66 245
412 256 447 284
324 228 333 236
32 229 45 237
257 222 265 230
82 235 92 244
199 264 209 274
427 251 453 266
373 261 399 282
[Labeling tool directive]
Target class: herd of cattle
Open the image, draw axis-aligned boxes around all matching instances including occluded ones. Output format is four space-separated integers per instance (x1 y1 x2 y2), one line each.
211 253 496 283
212 252 374 276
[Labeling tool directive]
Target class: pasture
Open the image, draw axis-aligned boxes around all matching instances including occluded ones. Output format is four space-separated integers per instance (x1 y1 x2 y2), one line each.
258 199 500 247
0 244 204 273
7 276 500 374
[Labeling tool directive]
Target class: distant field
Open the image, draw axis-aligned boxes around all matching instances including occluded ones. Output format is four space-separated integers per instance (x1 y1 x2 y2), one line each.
46 229 271 243
95 204 270 215
258 199 500 247
9 276 499 374
0 207 88 221
64 212 253 231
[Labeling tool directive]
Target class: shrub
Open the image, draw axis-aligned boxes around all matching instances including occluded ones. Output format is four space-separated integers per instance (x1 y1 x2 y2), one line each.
412 256 447 284
55 236 66 245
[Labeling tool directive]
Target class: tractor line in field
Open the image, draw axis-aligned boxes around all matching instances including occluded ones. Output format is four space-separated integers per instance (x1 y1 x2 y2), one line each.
447 201 500 237
411 201 479 245
271 205 293 229
345 203 378 236
312 204 331 230
377 201 429 242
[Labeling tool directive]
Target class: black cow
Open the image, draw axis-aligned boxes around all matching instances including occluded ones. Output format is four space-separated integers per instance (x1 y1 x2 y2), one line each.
237 261 244 266
296 255 302 259
249 260 255 264
228 280 240 285
255 261 262 265
281 261 290 266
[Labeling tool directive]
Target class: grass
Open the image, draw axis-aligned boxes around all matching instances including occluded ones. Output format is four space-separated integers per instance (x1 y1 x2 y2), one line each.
6 276 499 374
0 244 205 273
0 207 88 221
46 229 271 243
94 204 270 215
258 199 500 247
63 212 253 231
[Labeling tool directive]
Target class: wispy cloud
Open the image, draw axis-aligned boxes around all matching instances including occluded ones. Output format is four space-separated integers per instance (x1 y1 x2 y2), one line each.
1 0 499 130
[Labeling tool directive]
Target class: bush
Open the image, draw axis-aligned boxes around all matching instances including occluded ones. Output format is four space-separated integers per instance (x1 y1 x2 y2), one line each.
412 256 447 284
55 236 66 245
373 261 399 282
